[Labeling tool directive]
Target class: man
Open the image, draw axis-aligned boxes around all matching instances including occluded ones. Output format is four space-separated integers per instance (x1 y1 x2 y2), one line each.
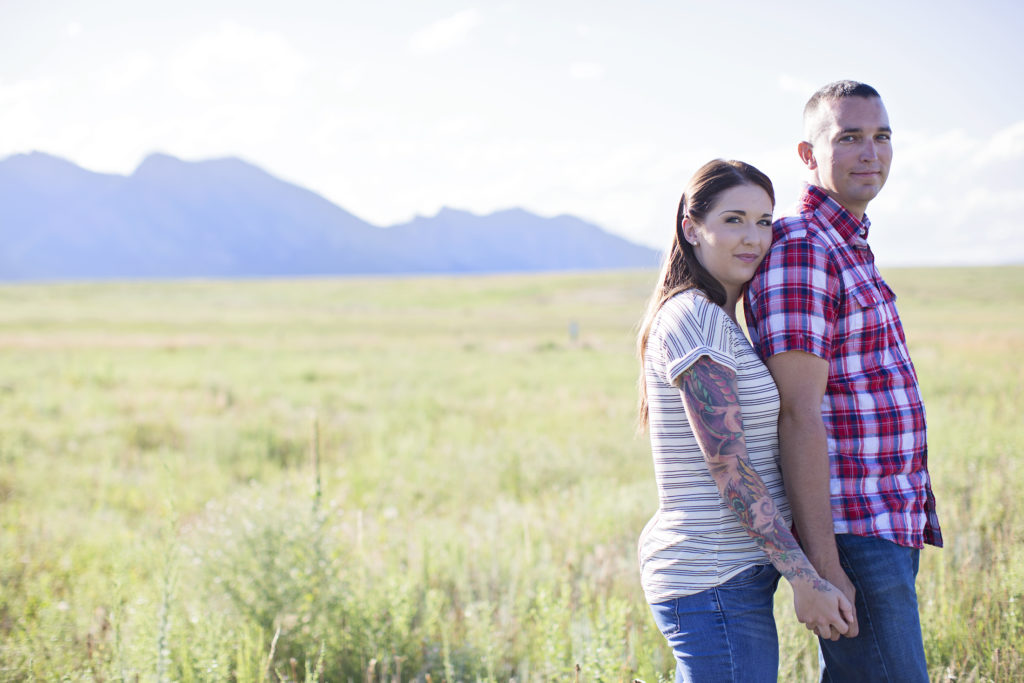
745 80 942 682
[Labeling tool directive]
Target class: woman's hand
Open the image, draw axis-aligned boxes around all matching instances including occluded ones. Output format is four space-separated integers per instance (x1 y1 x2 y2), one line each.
790 574 856 641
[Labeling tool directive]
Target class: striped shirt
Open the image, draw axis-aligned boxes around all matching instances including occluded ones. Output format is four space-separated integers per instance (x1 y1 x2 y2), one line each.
744 184 942 549
639 289 789 603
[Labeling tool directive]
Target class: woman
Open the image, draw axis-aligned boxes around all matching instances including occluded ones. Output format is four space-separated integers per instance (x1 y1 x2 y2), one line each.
637 159 853 682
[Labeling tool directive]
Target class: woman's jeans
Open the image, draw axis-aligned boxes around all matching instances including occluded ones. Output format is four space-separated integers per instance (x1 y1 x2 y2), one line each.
648 563 781 683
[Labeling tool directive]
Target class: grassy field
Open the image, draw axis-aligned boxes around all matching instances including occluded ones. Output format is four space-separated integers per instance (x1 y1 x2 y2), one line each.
0 266 1021 681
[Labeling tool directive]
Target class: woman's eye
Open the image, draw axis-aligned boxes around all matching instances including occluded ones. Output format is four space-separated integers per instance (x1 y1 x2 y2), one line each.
757 219 772 227
725 216 741 223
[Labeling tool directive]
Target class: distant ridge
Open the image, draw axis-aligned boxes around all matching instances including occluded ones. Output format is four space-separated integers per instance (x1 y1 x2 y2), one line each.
0 152 659 281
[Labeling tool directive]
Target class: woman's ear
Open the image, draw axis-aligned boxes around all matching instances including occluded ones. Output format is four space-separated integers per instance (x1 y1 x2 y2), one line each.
681 217 699 247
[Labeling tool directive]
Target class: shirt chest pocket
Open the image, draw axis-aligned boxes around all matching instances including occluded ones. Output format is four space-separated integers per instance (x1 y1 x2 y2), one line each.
848 279 894 311
843 279 905 361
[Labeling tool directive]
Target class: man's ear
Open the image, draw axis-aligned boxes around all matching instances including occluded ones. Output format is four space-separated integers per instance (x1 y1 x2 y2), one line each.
798 141 816 170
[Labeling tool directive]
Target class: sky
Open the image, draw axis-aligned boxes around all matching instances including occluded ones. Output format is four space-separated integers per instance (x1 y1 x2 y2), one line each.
2 0 1023 265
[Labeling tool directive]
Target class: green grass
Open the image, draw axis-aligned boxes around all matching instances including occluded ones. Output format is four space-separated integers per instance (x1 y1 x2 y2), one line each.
0 267 1021 681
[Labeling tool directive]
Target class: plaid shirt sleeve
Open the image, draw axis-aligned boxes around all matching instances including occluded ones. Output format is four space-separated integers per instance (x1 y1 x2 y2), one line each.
746 222 840 361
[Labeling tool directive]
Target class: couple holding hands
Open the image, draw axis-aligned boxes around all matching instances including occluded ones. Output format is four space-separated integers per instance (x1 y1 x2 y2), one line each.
637 81 942 682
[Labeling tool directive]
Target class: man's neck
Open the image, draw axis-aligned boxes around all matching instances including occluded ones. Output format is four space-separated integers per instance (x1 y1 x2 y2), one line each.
812 184 867 222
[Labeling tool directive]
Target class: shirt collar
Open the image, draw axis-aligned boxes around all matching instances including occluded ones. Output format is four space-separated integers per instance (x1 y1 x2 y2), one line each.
802 184 871 245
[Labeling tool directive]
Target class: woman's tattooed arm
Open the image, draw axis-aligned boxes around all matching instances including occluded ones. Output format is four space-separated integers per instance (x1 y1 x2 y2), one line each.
675 355 830 590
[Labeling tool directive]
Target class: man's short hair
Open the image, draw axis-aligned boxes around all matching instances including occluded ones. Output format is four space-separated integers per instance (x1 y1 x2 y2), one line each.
803 80 882 142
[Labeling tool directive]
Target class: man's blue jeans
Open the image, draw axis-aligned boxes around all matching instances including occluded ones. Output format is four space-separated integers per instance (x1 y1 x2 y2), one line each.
819 534 929 682
649 563 781 683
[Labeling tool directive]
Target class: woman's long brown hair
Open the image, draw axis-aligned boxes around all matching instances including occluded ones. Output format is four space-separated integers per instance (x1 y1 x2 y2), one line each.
636 159 774 431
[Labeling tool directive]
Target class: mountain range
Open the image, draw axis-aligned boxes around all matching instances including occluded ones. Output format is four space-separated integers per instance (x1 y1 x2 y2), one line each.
0 152 660 281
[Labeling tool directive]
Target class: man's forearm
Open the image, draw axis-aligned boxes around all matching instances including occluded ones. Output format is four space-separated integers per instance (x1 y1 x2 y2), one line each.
778 409 841 574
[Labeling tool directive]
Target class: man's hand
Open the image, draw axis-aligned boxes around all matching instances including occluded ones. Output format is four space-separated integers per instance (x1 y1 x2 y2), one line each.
818 565 859 638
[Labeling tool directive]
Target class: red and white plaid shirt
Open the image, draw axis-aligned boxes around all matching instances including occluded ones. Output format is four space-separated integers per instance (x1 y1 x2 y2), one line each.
745 184 942 549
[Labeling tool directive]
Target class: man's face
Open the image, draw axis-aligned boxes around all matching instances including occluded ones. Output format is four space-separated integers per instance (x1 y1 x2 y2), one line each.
806 96 892 219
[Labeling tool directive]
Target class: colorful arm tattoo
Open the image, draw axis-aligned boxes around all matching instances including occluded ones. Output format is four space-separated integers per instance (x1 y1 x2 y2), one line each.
676 355 830 590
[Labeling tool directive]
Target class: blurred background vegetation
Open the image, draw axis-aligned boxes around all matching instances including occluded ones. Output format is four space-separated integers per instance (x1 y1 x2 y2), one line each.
0 267 1021 681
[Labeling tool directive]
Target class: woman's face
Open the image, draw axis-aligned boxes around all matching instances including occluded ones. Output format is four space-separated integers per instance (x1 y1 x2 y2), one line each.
683 183 773 302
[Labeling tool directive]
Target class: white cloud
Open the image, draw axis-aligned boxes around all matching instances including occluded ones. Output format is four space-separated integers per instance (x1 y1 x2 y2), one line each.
895 128 975 175
867 123 1024 265
973 120 1024 167
334 65 364 92
409 9 482 55
66 22 82 38
98 52 154 93
0 24 317 174
961 186 1024 210
0 79 55 156
569 62 605 80
894 123 1024 187
169 23 311 100
777 73 815 96
0 78 53 102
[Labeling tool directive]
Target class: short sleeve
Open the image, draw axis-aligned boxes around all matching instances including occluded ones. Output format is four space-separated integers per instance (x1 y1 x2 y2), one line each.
654 292 737 385
745 227 840 361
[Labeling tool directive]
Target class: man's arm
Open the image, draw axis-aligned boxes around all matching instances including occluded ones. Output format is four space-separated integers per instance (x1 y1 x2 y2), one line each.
765 350 860 638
